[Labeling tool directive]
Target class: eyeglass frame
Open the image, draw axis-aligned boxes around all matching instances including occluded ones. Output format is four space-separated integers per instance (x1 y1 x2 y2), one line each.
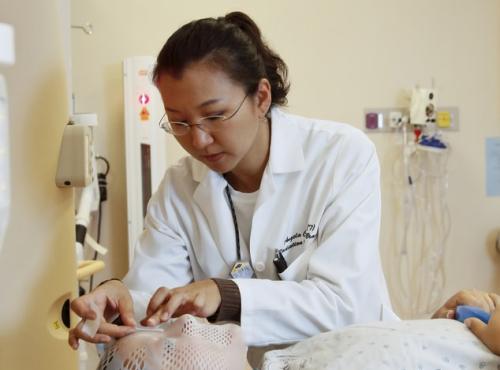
158 94 249 136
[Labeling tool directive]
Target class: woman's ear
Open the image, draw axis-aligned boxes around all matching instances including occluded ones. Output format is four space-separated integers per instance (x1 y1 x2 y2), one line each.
255 78 272 118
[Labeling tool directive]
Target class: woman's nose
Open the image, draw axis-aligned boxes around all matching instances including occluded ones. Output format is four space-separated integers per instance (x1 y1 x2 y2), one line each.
190 126 214 150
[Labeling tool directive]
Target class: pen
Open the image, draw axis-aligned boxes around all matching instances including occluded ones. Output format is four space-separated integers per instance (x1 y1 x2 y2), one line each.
273 249 288 273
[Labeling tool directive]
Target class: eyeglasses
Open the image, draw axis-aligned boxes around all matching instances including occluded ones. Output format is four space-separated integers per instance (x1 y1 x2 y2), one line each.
158 94 248 136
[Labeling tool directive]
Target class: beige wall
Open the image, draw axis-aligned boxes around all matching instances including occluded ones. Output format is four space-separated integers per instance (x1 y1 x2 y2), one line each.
72 0 500 314
0 0 79 369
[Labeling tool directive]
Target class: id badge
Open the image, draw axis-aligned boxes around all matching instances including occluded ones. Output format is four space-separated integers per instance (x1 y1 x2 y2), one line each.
230 261 254 279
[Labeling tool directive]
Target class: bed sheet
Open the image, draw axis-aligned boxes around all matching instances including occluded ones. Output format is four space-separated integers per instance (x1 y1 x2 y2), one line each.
262 319 500 370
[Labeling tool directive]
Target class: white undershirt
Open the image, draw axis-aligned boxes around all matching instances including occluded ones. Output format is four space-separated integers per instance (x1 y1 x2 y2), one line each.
227 185 259 261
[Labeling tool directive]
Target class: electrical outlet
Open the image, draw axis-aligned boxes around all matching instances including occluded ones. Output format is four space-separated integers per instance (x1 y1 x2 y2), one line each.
389 111 403 128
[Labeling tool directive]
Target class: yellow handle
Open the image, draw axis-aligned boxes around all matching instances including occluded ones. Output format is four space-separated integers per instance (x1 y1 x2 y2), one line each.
77 260 105 280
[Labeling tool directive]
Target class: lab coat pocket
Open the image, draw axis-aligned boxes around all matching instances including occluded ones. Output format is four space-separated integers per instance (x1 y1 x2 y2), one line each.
278 245 315 282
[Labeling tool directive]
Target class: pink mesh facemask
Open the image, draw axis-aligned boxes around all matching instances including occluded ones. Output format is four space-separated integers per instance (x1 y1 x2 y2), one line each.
96 314 247 370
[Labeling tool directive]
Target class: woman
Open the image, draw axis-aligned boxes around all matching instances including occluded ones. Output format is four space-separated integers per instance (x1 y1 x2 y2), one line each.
69 11 396 353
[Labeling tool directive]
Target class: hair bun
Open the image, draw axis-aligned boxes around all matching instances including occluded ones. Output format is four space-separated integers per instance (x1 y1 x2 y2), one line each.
223 11 262 40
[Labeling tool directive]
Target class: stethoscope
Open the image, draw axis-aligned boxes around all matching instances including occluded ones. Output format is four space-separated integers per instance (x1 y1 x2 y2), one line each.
224 185 242 261
224 185 287 278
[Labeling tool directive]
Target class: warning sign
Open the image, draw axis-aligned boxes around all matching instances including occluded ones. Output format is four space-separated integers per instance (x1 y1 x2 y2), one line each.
140 106 150 121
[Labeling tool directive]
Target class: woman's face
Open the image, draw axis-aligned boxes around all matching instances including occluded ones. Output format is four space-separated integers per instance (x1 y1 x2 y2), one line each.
156 62 270 174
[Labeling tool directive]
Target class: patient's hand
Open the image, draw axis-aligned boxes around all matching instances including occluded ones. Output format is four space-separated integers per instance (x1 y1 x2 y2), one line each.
432 290 500 319
465 307 500 355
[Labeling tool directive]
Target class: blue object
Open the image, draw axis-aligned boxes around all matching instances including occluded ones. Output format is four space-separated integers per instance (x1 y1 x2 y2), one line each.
455 305 491 324
419 135 447 149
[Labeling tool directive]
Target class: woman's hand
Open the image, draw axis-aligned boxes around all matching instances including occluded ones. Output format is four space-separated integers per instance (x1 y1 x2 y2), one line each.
432 289 500 319
465 307 500 355
68 280 136 350
142 279 221 326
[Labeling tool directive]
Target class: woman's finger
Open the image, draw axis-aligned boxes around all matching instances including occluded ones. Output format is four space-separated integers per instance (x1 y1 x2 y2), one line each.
70 297 98 320
161 292 187 320
143 304 168 327
98 321 136 338
118 296 137 327
146 287 171 317
68 328 79 350
68 319 113 349
143 292 186 326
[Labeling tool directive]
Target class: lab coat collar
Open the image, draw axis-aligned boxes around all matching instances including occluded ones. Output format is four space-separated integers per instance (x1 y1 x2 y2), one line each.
268 108 305 174
191 160 227 205
191 161 234 267
191 158 211 184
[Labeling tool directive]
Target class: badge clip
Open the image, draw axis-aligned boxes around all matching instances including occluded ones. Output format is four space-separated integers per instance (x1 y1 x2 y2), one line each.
230 261 254 279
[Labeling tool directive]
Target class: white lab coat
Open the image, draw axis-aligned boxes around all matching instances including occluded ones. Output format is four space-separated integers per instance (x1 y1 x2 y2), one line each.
123 108 397 347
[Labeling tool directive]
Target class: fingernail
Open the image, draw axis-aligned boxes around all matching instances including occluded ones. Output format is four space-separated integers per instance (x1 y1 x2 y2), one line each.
464 319 471 328
446 310 453 319
72 343 78 350
160 313 169 321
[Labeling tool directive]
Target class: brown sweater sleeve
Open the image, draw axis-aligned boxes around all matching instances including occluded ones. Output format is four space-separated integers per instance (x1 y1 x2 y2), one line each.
208 278 241 323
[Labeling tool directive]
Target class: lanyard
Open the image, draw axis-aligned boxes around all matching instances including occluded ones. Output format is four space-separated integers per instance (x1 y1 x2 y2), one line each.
224 185 241 260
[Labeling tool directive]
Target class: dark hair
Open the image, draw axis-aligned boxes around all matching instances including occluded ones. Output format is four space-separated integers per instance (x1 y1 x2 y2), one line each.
152 11 290 108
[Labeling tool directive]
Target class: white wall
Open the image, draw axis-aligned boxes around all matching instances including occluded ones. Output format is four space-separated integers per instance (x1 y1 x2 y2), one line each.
71 0 500 315
0 0 78 369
